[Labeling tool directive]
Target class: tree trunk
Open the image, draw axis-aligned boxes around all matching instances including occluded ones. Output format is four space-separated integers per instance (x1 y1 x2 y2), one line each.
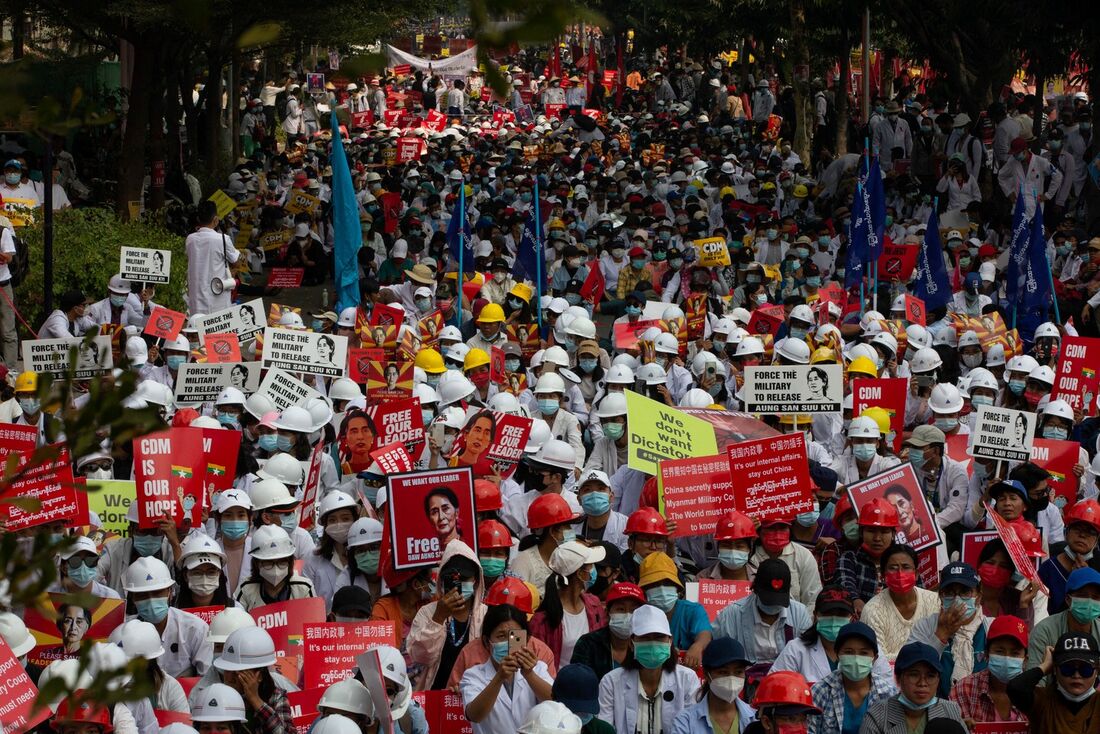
836 48 851 155
117 35 154 220
147 47 167 211
788 0 812 165
11 6 25 60
164 77 182 199
203 51 226 173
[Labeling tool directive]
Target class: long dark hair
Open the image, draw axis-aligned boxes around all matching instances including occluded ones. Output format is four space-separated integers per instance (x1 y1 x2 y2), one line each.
538 568 575 627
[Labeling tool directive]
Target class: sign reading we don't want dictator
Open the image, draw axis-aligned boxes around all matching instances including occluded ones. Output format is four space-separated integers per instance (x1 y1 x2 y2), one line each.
624 390 718 475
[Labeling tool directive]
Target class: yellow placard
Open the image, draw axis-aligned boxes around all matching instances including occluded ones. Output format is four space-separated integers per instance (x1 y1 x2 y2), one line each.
86 480 137 537
259 228 292 251
624 391 719 474
284 190 321 215
441 48 450 57
762 264 782 281
693 236 731 267
208 189 238 218
127 200 142 221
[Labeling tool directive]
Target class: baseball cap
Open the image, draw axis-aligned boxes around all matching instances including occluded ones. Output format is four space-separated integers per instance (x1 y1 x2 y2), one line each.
332 586 374 617
631 604 671 636
1053 631 1100 665
986 615 1029 649
835 622 878 651
939 562 979 590
552 664 600 715
895 641 943 673
183 552 224 571
814 586 854 615
605 582 646 606
989 480 1029 505
548 541 606 577
701 637 751 669
60 535 98 560
906 425 946 447
639 552 682 589
753 558 792 607
1066 567 1100 594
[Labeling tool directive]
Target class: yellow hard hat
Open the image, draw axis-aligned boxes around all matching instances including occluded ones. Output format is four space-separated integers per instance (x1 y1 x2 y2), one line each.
478 303 505 323
14 371 37 393
509 283 534 304
415 348 447 374
810 347 837 365
778 414 812 425
464 348 490 371
860 407 891 436
847 356 878 377
548 218 565 231
793 184 809 199
719 186 734 199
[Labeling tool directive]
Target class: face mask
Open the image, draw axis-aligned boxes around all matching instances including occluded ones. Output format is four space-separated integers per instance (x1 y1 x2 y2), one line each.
962 353 983 368
579 358 598 373
257 434 279 452
470 371 491 388
819 235 831 246
646 586 679 613
609 612 634 639
188 572 220 597
941 595 977 618
276 435 294 452
838 654 874 681
908 448 926 470
971 394 994 407
1007 379 1026 395
611 248 625 258
709 675 746 703
260 562 289 586
669 258 684 270
1043 426 1069 441
884 569 917 595
806 276 822 287
166 355 187 371
581 491 610 516
852 443 877 462
504 358 521 373
556 526 577 545
68 564 97 587
491 639 510 663
633 640 671 669
898 693 936 711
4 172 21 185
754 293 769 305
766 229 778 240
221 520 249 540
816 617 847 642
538 398 560 416
719 549 749 570
757 601 786 616
934 417 958 432
625 305 641 316
217 412 240 428
795 510 820 528
326 520 352 544
132 535 162 556
1015 152 1027 162
789 327 808 341
1069 596 1100 624
458 580 475 601
843 520 861 542
1057 683 1097 703
18 397 40 415
480 556 506 578
110 294 127 309
348 548 380 575
603 423 624 441
631 258 646 269
761 528 790 555
987 654 1024 682
795 247 810 259
135 597 170 624
977 561 1012 589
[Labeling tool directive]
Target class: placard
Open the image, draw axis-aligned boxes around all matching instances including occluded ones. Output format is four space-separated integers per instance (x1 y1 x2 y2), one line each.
0 637 49 733
684 579 752 622
657 455 733 536
22 336 113 378
299 444 324 532
693 236 731 267
263 327 348 378
727 434 814 522
358 650 395 734
302 621 398 688
971 405 1035 462
284 191 321 216
120 246 172 284
86 479 136 537
196 298 266 344
396 137 422 163
904 295 926 326
972 722 1028 734
447 409 532 480
984 502 1047 595
386 467 476 570
365 356 414 399
741 364 844 413
960 530 1000 568
847 463 942 553
0 445 79 530
134 428 205 528
207 189 238 219
370 442 413 475
877 241 919 281
268 268 305 288
256 367 324 412
852 378 907 453
624 391 719 475
200 427 242 505
1050 336 1100 416
182 605 225 625
746 309 783 338
288 687 325 733
24 593 126 668
251 597 328 662
204 333 242 363
174 362 262 405
142 306 186 342
613 319 662 351
1029 438 1080 509
365 397 426 459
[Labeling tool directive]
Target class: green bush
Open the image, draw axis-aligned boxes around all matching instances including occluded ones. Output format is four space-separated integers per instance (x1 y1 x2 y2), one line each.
15 207 187 332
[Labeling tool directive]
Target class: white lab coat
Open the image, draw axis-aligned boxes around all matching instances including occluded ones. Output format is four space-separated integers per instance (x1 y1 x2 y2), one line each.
185 227 240 315
157 606 214 678
598 665 700 734
85 293 154 329
302 551 345 612
500 489 582 539
770 635 893 685
460 659 554 734
39 308 93 339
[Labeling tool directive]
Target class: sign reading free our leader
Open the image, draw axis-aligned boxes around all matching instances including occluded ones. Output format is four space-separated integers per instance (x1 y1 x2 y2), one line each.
970 404 1035 462
740 364 843 413
22 336 113 379
624 390 718 475
262 327 348 378
120 246 172 284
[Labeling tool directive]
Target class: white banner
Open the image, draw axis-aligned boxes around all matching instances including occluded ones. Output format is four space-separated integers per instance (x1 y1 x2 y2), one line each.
386 44 479 76
120 246 172 284
741 364 844 414
196 298 265 345
262 327 347 379
256 367 322 412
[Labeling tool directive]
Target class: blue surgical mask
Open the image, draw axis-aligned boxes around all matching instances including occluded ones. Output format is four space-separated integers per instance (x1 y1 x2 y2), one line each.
167 355 187 371
609 612 633 638
276 435 294 452
68 564 97 587
852 443 877 462
221 520 249 540
580 491 610 516
460 581 475 600
843 520 861 542
806 276 821 287
1043 426 1069 441
217 412 240 428
646 586 679 613
816 617 847 642
563 337 578 352
942 595 976 618
795 247 810 259
718 549 749 570
795 510 820 527
1070 596 1100 624
538 398 560 416
558 528 577 545
110 294 128 309
579 358 598 373
631 258 646 269
819 235 831 246
311 319 324 332
788 327 807 341
257 434 279 452
898 694 936 711
1008 379 1026 395
135 597 170 624
625 305 642 316
505 358 521 372
586 567 598 588
132 535 162 557
908 448 925 469
480 557 506 578
987 654 1024 682
603 423 624 440
971 394 994 406
934 417 959 432
491 639 510 663
757 601 786 616
279 512 299 534
712 338 726 352
17 397 40 415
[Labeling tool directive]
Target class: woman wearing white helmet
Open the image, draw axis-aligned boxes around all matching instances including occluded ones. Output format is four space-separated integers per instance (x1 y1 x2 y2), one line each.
115 618 190 713
583 393 629 477
303 490 359 611
235 525 315 611
211 626 296 731
175 531 234 609
834 416 902 486
1037 399 1092 508
332 517 385 600
532 373 584 476
47 535 121 599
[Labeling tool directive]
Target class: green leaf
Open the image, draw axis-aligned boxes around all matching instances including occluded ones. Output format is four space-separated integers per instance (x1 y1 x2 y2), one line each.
237 21 284 49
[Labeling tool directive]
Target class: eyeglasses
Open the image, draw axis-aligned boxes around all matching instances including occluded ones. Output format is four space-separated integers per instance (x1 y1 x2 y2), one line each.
67 556 97 570
1058 662 1097 678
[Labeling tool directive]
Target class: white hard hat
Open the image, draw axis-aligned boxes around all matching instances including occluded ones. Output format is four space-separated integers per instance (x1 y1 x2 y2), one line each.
933 327 958 348
636 362 667 385
606 364 635 385
216 386 246 406
730 307 752 326
596 392 628 418
191 683 248 722
125 337 148 366
524 419 552 453
542 346 570 367
713 317 736 335
312 713 365 734
957 330 981 349
438 374 476 407
534 372 566 394
890 294 906 312
347 517 384 548
123 556 174 592
0 611 35 657
1034 322 1060 340
257 455 305 487
438 325 463 342
214 626 277 671
1029 365 1056 385
166 334 191 352
179 532 228 567
654 333 680 355
337 306 358 328
330 377 363 402
929 383 964 413
443 343 470 363
245 393 278 420
274 405 313 433
985 343 1006 367
317 490 357 522
859 310 885 331
518 701 582 734
776 338 810 364
439 406 467 430
662 305 685 321
279 311 305 328
117 619 165 659
160 725 200 734
905 324 932 351
1006 354 1039 375
38 659 91 712
679 388 714 408
691 350 719 377
533 438 577 471
250 477 298 511
207 607 257 644
488 391 521 414
565 316 596 340
248 524 296 561
966 368 999 392
374 645 411 716
870 331 898 356
735 337 764 356
136 380 174 408
789 304 814 325
190 416 222 429
847 415 881 439
318 679 374 717
1042 398 1075 423
305 396 334 431
910 347 943 373
848 343 878 363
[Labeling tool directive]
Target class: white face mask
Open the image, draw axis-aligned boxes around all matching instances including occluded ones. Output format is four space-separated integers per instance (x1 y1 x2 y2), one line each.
441 435 456 455
85 467 113 481
325 520 352 544
259 562 289 586
188 571 220 597
709 675 746 703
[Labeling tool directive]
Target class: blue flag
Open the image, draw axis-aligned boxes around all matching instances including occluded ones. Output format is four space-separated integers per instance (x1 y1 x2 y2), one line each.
1018 202 1053 341
1003 188 1029 308
913 207 951 311
512 213 545 286
844 155 885 289
446 187 473 275
864 157 886 259
329 111 360 312
844 182 867 290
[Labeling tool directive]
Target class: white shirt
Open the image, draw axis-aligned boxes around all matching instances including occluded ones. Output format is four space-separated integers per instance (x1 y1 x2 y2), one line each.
770 635 893 684
185 226 240 314
460 659 553 734
158 606 214 678
0 225 14 282
560 608 589 665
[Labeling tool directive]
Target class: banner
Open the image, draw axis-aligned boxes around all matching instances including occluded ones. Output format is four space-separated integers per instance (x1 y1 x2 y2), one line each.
386 467 476 570
365 397 426 461
1050 336 1100 416
263 327 347 378
683 294 707 340
143 306 186 341
196 298 266 344
174 362 261 405
22 336 112 378
86 480 136 538
685 579 752 622
852 378 907 453
490 347 506 385
302 621 398 688
960 530 1000 568
251 597 327 664
268 268 305 288
657 455 733 536
133 428 205 528
0 637 49 732
693 236 731 267
727 434 814 522
971 405 1035 462
204 333 242 363
624 391 719 474
741 364 843 413
579 264 606 305
1029 438 1080 509
984 502 1047 594
447 409 532 480
120 246 172 284
257 367 324 411
847 464 942 553
0 444 79 531
182 605 225 625
613 319 661 351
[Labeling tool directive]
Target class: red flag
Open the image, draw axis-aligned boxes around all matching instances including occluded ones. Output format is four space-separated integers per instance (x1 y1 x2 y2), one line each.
579 261 605 304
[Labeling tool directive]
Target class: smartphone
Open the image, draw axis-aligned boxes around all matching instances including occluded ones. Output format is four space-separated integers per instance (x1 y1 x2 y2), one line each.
508 631 524 654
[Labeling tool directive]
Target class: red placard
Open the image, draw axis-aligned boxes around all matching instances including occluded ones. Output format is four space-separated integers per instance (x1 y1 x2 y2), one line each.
143 305 186 341
726 434 814 522
448 410 533 480
0 637 49 733
413 690 471 734
693 579 752 622
1051 336 1100 417
490 346 506 384
365 397 426 462
154 710 192 727
424 109 447 132
299 444 324 531
204 333 242 363
302 621 398 688
877 241 919 281
545 103 565 119
386 467 476 569
946 432 973 478
683 293 707 340
1029 438 1080 508
613 319 661 350
602 70 618 87
960 530 1000 569
350 110 375 129
658 455 733 536
396 137 422 163
200 427 242 505
182 605 225 625
972 722 1028 734
133 428 205 528
904 295 926 326
847 463 943 553
0 443 80 530
251 597 328 661
579 262 606 304
383 110 402 128
288 687 325 733
746 308 783 338
852 378 907 453
370 442 413 474
269 268 305 288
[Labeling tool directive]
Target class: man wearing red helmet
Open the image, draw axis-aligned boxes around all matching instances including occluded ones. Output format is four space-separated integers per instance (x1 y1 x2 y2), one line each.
621 506 676 585
699 510 755 581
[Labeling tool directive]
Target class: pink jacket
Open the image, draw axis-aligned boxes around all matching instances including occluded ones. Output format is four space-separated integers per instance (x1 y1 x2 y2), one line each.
528 592 608 666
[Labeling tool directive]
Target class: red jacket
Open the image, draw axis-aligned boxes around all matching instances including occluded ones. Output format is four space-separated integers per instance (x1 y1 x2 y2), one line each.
528 593 608 666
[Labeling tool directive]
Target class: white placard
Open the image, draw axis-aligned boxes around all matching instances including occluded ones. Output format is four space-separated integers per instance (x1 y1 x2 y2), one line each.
740 364 844 413
196 298 265 345
256 367 323 412
22 336 113 379
971 404 1035 462
173 362 263 406
262 327 347 378
120 246 172 284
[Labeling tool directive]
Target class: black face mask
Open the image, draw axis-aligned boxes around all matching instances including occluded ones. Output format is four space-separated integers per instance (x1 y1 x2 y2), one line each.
1029 494 1049 513
589 571 613 597
524 465 547 493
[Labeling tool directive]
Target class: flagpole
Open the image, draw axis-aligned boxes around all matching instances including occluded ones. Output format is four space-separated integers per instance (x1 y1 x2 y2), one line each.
534 177 543 330
457 183 466 326
1034 195 1061 323
857 181 865 317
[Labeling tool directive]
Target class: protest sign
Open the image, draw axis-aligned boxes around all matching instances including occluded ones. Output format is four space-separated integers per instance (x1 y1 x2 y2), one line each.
284 190 321 216
1050 336 1100 416
727 434 814 522
613 319 662 351
746 309 783 338
904 295 926 326
417 310 444 348
259 229 292 252
182 606 225 625
683 294 707 340
23 336 113 378
120 246 172 284
346 347 376 384
365 397 426 461
447 409 532 480
847 464 942 553
251 597 327 661
984 502 1047 594
396 136 422 163
263 327 347 378
174 362 261 405
24 594 125 668
506 323 539 359
369 302 405 329
204 333 242 363
960 530 1000 569
299 444 324 531
0 637 49 733
268 267 305 288
370 443 413 474
657 455 734 536
199 427 241 505
133 428 205 528
143 306 186 341
361 323 399 353
196 298 266 344
972 722 1028 734
287 688 325 733
693 236 731 267
350 110 374 129
386 467 476 569
366 357 414 399
852 378 907 453
741 364 843 413
1029 438 1080 509
624 391 718 475
971 405 1035 462
0 445 79 531
877 241 919 281
302 621 398 688
490 346 506 384
86 480 136 537
579 264 606 304
684 579 752 622
257 367 324 411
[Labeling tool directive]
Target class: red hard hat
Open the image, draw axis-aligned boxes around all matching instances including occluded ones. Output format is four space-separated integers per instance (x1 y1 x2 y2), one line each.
1014 520 1045 558
527 493 578 530
834 492 855 522
640 476 660 510
714 510 757 541
626 507 671 537
858 497 899 528
477 519 514 550
484 576 533 613
752 671 821 713
605 582 647 606
1065 499 1100 533
52 694 114 733
474 480 503 512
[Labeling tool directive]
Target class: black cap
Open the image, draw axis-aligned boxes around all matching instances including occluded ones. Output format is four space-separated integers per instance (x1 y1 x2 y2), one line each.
595 541 621 570
753 558 792 607
332 586 373 616
1054 631 1100 665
